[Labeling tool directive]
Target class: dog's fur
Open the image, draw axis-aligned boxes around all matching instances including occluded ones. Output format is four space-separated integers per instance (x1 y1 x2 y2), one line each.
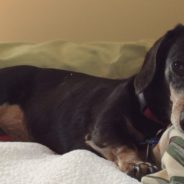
1 24 184 179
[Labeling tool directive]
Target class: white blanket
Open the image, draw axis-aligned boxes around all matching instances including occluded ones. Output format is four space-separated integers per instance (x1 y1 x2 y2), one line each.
0 142 140 184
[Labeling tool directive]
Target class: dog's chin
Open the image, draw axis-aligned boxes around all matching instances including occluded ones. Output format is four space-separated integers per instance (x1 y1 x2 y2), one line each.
171 112 184 133
172 122 184 133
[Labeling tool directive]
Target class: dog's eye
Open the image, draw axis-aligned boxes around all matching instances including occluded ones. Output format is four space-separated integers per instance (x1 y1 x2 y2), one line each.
172 61 184 76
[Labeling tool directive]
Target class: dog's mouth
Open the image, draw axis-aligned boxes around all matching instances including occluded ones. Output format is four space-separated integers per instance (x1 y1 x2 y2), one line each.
170 87 184 132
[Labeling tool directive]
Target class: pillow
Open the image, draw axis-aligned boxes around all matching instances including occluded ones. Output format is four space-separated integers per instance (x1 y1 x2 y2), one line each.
0 40 152 78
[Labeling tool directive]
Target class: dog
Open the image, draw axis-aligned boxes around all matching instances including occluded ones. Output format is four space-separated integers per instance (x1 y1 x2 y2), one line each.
1 24 184 180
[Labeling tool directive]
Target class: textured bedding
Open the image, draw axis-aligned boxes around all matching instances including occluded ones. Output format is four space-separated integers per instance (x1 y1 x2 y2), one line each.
0 40 152 78
0 40 152 184
0 142 141 184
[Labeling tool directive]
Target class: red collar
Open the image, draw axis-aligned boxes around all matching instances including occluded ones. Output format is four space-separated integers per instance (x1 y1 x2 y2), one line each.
143 107 163 125
138 93 163 125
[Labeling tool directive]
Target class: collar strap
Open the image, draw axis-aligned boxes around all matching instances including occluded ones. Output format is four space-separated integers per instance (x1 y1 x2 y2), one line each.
138 93 163 125
137 93 147 111
143 107 163 125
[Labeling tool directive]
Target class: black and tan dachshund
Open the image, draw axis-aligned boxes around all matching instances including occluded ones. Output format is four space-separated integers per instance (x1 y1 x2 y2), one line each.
0 24 184 180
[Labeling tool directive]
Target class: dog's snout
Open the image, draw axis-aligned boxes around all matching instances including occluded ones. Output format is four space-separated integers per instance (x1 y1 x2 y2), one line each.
180 111 184 130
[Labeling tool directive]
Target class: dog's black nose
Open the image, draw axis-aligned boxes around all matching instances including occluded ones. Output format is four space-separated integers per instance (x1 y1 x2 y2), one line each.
180 112 184 130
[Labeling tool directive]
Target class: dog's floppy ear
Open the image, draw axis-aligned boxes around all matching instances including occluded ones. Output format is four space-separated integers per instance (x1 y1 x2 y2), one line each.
134 24 184 94
134 37 164 94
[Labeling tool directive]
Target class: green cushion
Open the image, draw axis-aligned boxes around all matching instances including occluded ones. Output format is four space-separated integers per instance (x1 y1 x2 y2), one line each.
0 40 152 78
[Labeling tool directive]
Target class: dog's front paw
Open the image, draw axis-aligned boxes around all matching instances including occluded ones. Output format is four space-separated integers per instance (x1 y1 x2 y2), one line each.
127 162 158 181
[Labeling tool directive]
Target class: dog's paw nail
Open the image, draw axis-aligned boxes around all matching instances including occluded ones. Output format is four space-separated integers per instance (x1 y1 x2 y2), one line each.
148 164 159 173
127 162 158 181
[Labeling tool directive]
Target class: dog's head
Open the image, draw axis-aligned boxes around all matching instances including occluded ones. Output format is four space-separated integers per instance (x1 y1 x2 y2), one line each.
134 24 184 132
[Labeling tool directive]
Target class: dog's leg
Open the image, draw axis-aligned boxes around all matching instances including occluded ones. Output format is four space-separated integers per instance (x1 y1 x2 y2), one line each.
0 103 31 141
85 138 157 180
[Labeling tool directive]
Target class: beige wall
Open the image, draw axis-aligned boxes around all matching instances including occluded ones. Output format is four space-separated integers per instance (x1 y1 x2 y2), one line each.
0 0 184 42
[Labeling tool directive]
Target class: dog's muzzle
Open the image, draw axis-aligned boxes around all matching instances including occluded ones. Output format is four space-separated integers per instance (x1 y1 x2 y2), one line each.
170 87 184 132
